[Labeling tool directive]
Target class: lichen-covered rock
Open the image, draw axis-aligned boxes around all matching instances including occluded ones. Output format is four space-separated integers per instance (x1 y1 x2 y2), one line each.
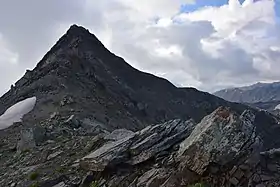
178 107 262 175
17 128 36 152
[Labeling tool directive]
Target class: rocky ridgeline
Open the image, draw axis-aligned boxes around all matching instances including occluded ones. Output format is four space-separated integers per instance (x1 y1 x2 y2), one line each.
1 107 280 187
0 25 246 133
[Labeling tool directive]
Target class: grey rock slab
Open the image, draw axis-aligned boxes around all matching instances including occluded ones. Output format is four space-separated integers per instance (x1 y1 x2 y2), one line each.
19 164 41 175
104 129 135 141
17 128 36 152
80 135 135 171
52 182 67 187
137 168 169 187
256 184 266 187
47 151 63 160
33 126 47 145
129 120 195 165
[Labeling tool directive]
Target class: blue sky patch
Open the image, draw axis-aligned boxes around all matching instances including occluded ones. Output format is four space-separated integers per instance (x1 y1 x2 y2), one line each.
276 0 280 17
180 0 245 12
181 0 280 17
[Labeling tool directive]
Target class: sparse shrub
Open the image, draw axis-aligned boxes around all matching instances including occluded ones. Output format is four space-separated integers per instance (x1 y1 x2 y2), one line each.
90 181 100 187
29 182 39 187
189 182 205 187
29 172 39 180
22 149 31 154
55 166 65 173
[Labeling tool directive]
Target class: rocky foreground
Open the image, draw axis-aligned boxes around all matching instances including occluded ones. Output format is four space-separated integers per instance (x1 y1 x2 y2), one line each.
1 107 280 187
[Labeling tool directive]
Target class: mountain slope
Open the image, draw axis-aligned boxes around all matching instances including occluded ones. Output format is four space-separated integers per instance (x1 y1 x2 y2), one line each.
214 82 280 103
0 25 245 131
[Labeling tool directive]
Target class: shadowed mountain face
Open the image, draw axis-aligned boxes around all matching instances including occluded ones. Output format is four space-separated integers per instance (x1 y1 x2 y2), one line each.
0 25 245 131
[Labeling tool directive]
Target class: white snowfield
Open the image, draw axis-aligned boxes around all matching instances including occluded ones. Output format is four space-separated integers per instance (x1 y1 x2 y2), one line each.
275 104 280 110
0 97 36 130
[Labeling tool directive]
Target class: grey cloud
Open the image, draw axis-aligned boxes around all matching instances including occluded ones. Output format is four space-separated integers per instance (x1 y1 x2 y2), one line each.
0 0 96 95
0 0 279 95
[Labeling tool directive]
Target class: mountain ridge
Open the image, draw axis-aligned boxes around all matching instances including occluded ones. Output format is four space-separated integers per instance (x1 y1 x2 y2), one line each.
214 81 280 105
0 24 246 131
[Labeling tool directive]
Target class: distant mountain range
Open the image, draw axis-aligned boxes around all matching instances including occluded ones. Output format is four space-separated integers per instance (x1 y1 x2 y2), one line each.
214 82 280 111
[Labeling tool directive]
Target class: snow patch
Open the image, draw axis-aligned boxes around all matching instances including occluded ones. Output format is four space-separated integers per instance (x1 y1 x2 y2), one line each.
275 104 280 110
0 97 36 130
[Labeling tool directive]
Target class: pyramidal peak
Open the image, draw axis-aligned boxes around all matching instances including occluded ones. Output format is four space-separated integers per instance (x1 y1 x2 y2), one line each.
65 24 103 44
35 24 108 69
0 24 244 131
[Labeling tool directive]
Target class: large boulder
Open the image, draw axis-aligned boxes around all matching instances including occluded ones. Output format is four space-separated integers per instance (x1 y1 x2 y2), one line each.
80 119 195 172
178 107 262 175
17 128 36 152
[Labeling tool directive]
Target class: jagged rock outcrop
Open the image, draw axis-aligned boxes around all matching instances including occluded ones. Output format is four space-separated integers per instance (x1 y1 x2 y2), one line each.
80 119 195 172
1 107 280 186
179 108 260 174
75 107 280 187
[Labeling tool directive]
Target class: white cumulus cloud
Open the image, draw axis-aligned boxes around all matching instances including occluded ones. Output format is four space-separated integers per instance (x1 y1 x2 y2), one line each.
0 0 279 95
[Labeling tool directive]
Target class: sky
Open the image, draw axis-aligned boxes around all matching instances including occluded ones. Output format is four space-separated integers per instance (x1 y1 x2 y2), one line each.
0 0 280 96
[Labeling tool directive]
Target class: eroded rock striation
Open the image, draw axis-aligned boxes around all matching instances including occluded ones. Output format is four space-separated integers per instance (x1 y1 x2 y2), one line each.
1 106 280 186
75 107 280 187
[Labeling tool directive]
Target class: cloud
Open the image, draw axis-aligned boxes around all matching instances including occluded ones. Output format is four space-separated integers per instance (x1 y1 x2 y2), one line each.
0 34 18 65
0 33 22 94
97 0 280 91
175 0 280 90
0 0 279 96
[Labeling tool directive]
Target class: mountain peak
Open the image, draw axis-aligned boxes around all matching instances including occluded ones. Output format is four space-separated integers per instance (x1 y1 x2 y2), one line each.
0 24 245 132
66 24 92 38
62 24 104 47
68 24 85 31
35 24 106 69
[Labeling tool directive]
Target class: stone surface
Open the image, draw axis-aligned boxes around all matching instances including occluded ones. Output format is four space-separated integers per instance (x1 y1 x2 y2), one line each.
1 106 280 187
47 151 63 161
80 135 134 171
104 129 135 141
179 107 261 175
17 128 36 152
53 182 67 187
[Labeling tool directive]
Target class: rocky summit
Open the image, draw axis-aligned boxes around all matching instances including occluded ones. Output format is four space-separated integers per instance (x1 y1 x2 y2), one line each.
1 25 280 187
0 25 245 131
